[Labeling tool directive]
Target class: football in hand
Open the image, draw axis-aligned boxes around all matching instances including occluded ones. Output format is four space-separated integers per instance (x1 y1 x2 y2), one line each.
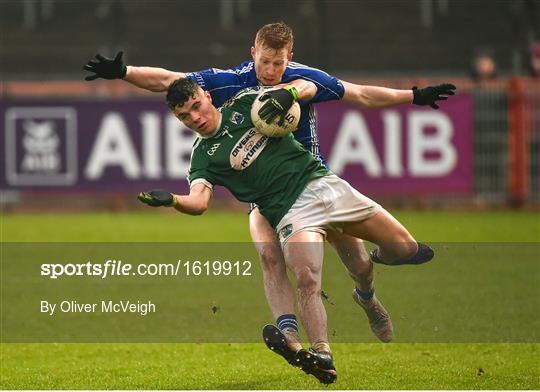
250 89 301 137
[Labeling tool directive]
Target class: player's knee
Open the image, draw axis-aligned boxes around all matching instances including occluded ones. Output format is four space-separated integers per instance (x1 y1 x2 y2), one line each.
398 242 434 264
389 230 418 259
295 266 320 295
258 245 285 271
400 240 420 259
372 242 434 266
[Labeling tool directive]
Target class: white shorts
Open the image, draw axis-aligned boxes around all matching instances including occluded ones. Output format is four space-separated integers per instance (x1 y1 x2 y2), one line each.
275 175 381 243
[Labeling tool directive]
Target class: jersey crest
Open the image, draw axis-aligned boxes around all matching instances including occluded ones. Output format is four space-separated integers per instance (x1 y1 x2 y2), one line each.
229 111 245 125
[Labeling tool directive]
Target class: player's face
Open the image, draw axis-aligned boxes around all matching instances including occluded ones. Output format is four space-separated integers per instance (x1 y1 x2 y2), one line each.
251 45 293 86
173 88 218 136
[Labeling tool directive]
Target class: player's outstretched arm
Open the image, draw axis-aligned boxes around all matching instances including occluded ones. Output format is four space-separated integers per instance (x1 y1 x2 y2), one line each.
138 183 212 215
124 65 185 92
341 80 456 109
83 51 185 92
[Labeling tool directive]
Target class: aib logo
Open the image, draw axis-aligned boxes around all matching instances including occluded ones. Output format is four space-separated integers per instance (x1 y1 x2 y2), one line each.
5 107 77 186
21 120 60 172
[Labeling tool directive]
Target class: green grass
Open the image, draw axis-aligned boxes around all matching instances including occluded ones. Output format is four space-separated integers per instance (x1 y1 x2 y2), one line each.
1 210 538 242
1 210 539 389
1 343 538 389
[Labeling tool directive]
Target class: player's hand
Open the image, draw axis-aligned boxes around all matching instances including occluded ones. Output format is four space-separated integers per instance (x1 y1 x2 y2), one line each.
412 83 456 109
83 51 127 81
257 86 299 126
138 190 177 207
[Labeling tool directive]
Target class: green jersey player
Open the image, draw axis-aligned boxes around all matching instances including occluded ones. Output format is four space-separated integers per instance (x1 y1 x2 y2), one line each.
138 78 435 384
187 87 329 229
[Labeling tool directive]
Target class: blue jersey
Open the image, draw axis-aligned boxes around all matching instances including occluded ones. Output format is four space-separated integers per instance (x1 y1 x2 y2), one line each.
186 60 344 164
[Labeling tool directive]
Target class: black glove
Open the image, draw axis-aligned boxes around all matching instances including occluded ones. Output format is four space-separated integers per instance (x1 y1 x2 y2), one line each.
257 86 299 126
138 190 176 207
412 83 456 109
83 51 127 81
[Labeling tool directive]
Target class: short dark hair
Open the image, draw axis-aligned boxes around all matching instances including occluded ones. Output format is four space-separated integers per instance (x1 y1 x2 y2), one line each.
166 78 199 111
255 21 294 51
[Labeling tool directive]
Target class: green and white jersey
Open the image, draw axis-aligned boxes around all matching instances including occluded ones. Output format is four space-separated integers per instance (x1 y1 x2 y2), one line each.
188 87 330 228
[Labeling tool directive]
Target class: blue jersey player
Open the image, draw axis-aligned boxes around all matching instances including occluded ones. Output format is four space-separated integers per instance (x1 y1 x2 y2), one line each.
84 22 455 382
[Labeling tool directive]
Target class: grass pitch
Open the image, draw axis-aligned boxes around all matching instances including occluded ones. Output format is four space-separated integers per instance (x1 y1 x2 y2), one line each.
1 343 537 389
1 210 539 389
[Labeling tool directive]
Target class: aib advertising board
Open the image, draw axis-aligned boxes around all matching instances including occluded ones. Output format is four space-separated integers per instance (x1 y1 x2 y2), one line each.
0 96 473 196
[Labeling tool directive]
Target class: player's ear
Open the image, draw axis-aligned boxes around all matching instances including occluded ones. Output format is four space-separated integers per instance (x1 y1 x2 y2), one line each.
251 46 256 60
288 51 293 62
205 90 212 103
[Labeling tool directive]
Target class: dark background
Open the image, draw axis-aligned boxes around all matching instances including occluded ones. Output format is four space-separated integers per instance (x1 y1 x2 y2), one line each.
1 0 539 79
